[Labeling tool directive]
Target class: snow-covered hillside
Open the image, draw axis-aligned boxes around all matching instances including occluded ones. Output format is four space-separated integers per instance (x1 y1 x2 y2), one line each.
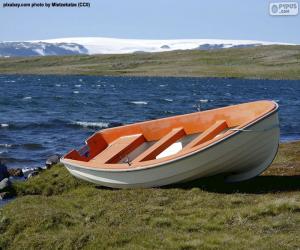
0 37 293 57
0 42 88 57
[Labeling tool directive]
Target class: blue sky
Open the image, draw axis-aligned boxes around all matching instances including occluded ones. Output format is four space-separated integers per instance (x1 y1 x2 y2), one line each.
0 0 299 43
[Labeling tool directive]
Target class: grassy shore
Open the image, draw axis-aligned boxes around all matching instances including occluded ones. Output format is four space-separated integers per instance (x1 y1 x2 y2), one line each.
0 141 299 249
0 45 300 80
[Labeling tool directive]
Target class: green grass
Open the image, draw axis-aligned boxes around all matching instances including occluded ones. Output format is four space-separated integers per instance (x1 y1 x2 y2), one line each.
0 141 299 249
0 45 300 79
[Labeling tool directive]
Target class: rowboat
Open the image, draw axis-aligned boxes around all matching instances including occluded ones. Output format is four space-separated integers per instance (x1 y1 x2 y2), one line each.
61 100 279 188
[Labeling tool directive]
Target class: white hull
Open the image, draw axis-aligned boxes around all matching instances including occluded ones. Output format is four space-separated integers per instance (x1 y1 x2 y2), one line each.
62 111 279 188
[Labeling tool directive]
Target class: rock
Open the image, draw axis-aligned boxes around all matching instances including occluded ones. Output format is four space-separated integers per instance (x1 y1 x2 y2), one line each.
22 167 44 179
160 45 170 49
0 192 12 200
0 178 11 191
37 167 45 171
0 160 9 181
45 155 60 168
8 168 24 177
27 171 39 179
132 50 148 54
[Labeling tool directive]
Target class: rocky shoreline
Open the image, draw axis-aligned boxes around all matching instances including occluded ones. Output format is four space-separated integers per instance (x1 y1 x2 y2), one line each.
0 155 60 200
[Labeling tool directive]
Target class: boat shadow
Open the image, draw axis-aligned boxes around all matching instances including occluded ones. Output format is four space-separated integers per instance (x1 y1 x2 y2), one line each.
167 175 300 194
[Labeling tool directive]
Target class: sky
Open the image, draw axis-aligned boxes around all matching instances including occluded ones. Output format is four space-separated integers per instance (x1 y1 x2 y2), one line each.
0 0 299 43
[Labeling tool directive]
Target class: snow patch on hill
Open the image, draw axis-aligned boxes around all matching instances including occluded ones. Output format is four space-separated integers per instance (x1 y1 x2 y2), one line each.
0 37 294 57
39 37 292 54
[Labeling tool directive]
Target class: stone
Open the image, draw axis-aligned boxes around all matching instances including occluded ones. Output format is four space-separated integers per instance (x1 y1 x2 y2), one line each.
22 167 44 178
27 171 39 179
0 178 11 191
160 45 170 49
0 160 9 181
45 154 60 168
0 192 11 200
8 168 24 177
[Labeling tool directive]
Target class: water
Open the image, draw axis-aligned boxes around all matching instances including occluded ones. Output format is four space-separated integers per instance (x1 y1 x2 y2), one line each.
0 75 299 169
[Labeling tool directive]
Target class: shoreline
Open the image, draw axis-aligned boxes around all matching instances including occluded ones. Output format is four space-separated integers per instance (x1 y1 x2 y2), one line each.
0 45 300 80
2 73 300 81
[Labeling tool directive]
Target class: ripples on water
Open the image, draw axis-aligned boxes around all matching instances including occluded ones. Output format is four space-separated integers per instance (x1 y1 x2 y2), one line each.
0 75 299 169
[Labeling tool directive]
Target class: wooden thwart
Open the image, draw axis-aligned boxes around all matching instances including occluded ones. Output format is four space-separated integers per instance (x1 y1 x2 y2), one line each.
91 134 145 164
133 127 186 162
184 120 228 150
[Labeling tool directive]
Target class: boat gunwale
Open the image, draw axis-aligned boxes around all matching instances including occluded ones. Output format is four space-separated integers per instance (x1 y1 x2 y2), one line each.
61 100 279 172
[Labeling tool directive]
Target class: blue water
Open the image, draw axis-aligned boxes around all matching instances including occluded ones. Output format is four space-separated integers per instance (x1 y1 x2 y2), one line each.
0 75 299 169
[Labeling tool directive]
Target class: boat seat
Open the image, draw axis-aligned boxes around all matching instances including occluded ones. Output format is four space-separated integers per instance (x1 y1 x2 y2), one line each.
133 127 186 162
90 134 145 164
184 120 228 150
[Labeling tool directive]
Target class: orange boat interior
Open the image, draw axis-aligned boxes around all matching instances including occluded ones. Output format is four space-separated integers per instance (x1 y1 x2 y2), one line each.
63 101 276 169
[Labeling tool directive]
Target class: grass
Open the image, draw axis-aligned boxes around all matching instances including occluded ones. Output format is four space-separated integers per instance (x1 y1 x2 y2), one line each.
0 141 299 249
0 45 300 79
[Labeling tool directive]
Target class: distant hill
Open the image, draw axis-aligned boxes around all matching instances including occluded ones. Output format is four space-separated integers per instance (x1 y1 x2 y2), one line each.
0 42 88 57
0 37 294 57
0 45 299 80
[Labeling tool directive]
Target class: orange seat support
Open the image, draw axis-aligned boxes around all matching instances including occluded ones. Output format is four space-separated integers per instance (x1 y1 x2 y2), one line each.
133 128 186 163
64 149 87 161
91 134 145 164
86 133 108 159
64 133 108 162
184 120 228 150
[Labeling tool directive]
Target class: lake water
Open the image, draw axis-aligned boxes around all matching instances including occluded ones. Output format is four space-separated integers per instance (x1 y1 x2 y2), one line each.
0 75 299 169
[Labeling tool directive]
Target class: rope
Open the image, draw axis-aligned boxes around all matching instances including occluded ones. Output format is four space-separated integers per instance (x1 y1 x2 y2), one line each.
228 124 280 133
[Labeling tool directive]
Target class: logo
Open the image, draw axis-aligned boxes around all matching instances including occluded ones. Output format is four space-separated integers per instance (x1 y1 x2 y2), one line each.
269 2 299 15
